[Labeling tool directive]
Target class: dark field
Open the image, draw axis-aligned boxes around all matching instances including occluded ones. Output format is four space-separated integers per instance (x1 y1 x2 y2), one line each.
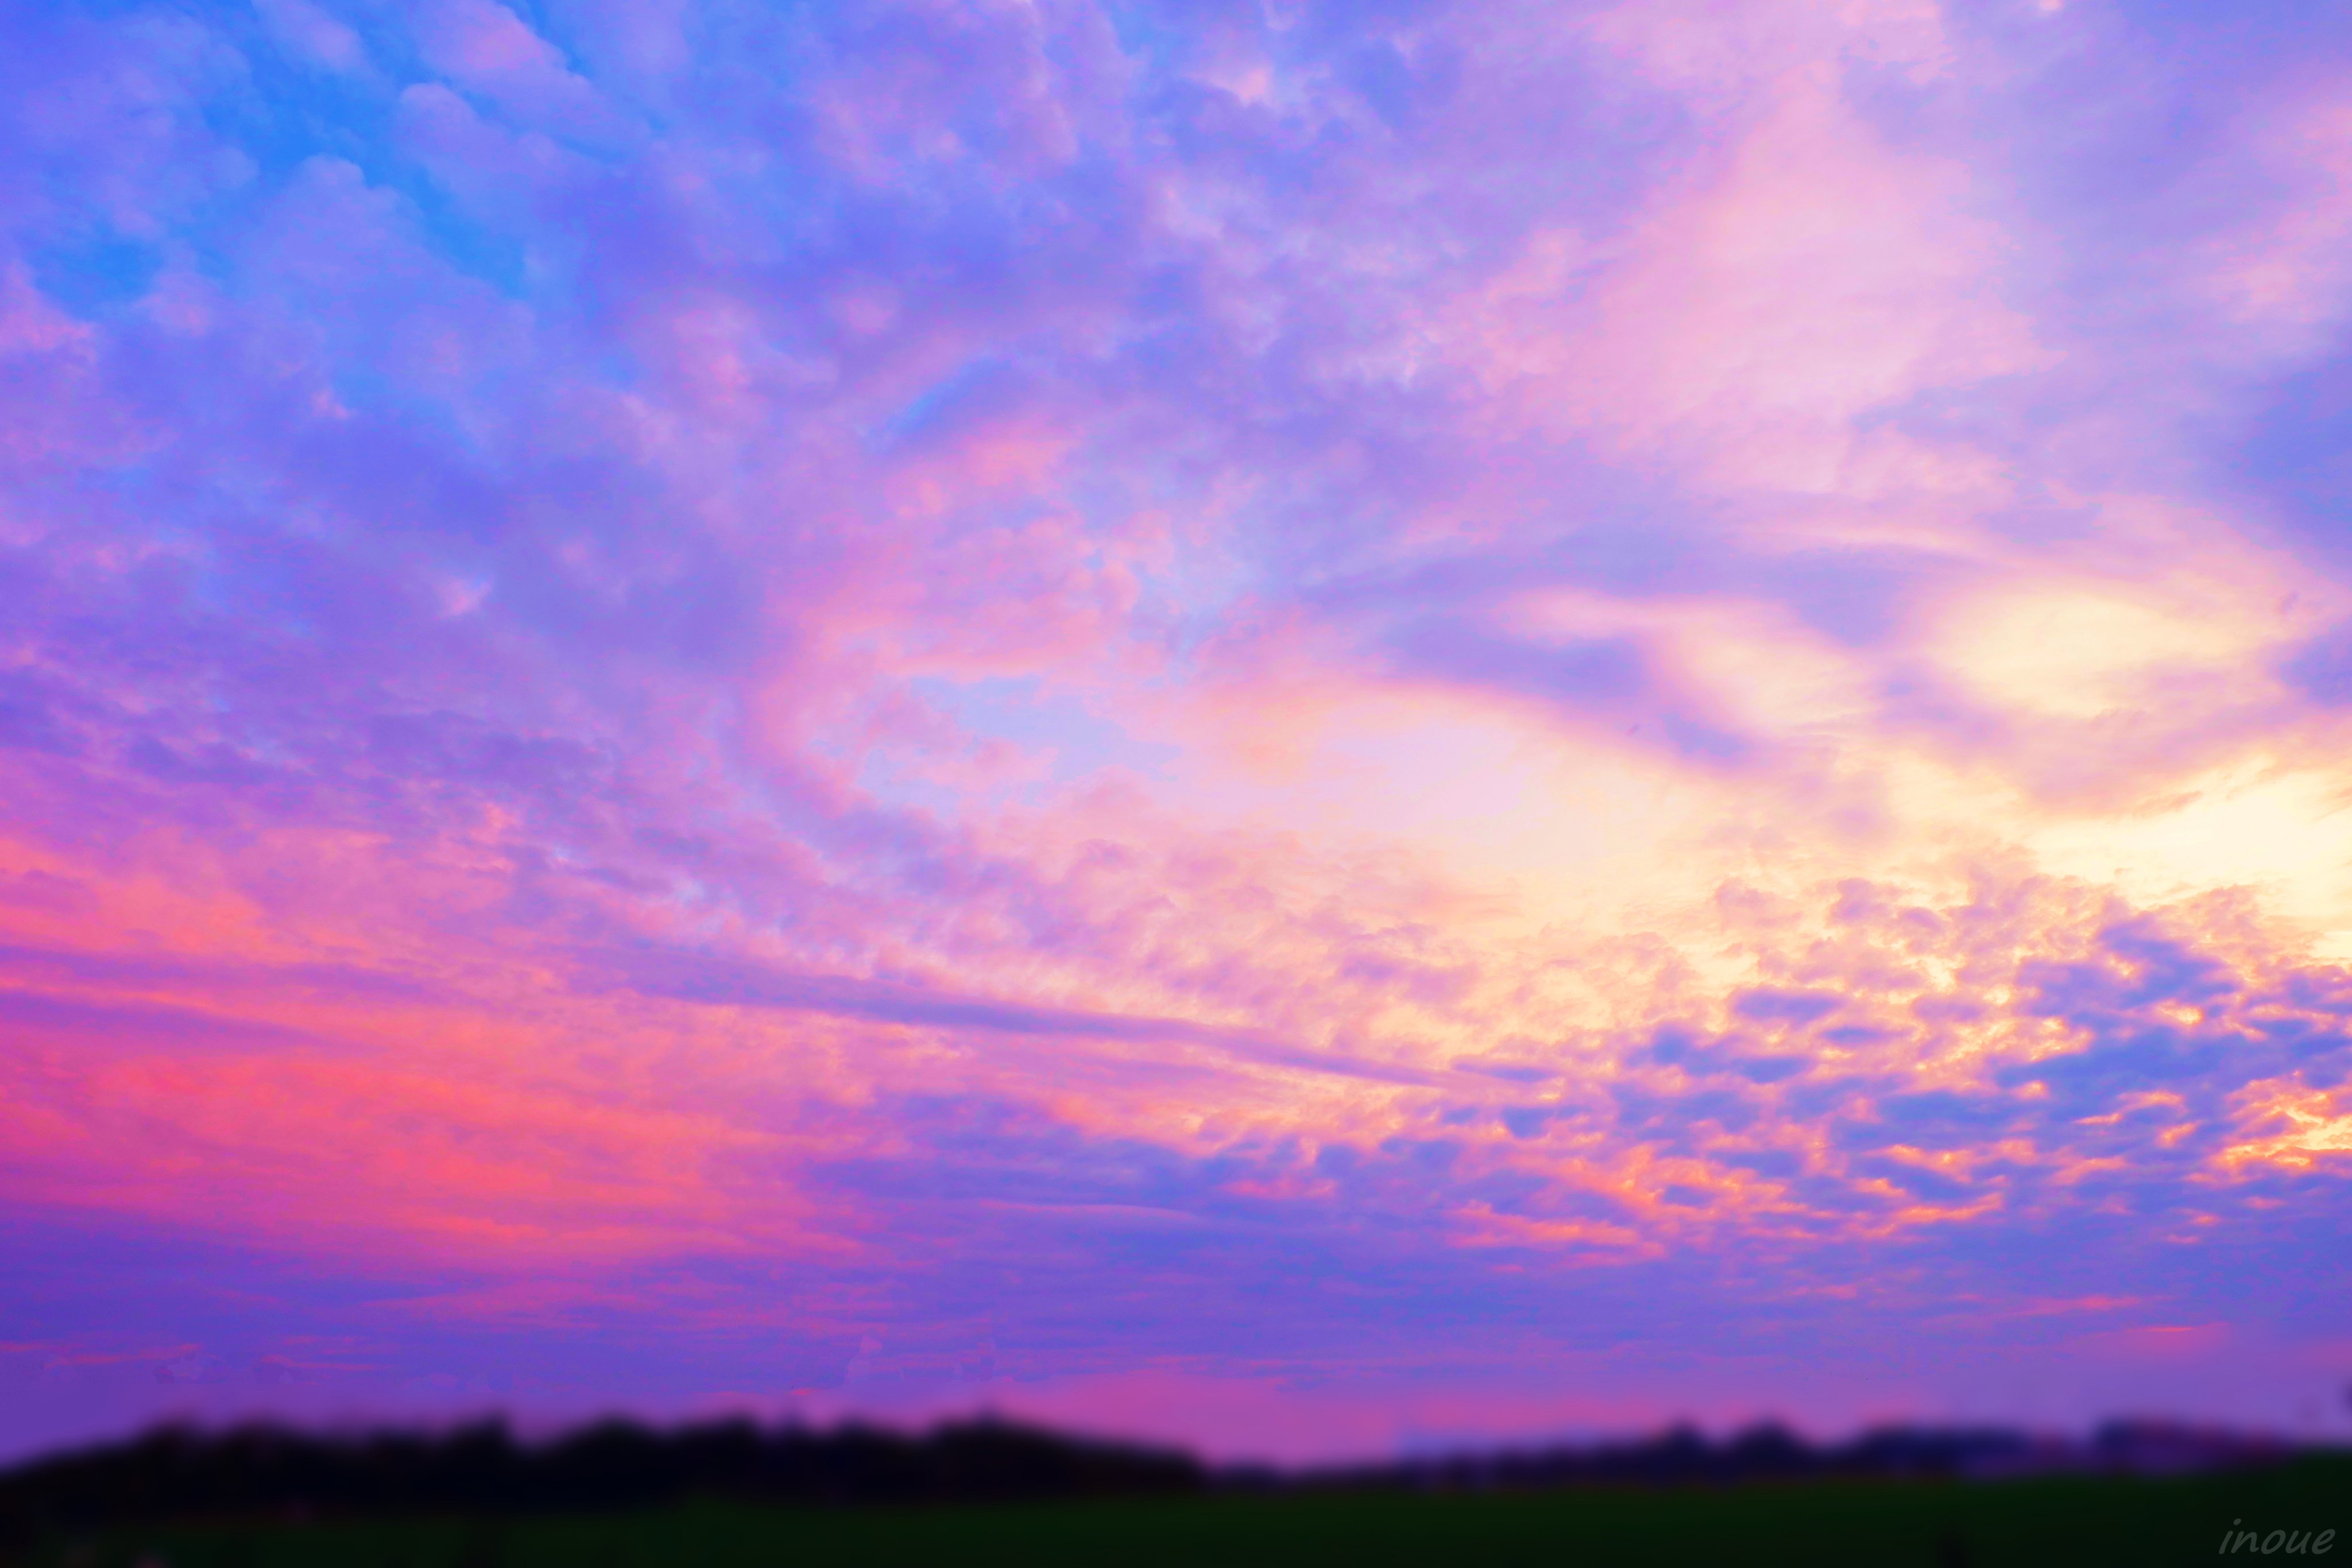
24 1455 2350 1568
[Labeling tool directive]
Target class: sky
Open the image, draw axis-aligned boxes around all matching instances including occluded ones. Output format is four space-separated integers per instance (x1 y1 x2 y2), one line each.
4 0 2352 1467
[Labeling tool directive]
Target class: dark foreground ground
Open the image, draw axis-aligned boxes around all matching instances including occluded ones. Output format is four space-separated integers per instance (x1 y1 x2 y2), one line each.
21 1455 2350 1568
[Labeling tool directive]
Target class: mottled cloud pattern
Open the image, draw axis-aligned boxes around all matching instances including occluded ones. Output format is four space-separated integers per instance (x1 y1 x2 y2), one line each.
3 0 2352 1462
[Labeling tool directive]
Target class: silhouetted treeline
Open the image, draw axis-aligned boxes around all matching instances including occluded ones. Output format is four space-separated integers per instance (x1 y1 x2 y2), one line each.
0 1416 1203 1539
1299 1418 2295 1493
0 1411 2306 1539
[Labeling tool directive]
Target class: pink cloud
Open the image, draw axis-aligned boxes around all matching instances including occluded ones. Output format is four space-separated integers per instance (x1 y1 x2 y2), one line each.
415 0 628 142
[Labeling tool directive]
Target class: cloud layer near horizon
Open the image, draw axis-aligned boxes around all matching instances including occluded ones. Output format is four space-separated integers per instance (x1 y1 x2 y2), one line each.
5 0 2352 1459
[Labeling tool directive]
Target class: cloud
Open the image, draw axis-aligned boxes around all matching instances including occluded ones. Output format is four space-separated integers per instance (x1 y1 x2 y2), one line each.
4 0 2352 1458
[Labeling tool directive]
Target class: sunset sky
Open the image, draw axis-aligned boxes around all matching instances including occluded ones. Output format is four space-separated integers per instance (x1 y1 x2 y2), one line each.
5 0 2352 1464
